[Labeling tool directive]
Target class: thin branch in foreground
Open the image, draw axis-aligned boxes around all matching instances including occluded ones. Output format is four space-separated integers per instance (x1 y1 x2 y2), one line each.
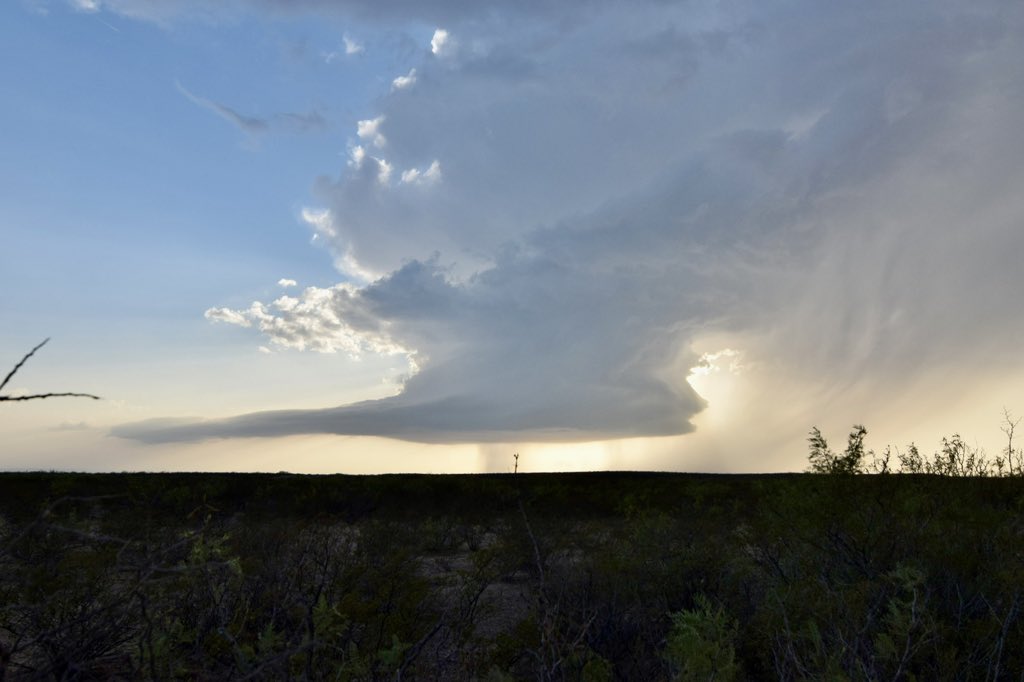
0 337 50 393
0 338 101 402
0 392 101 402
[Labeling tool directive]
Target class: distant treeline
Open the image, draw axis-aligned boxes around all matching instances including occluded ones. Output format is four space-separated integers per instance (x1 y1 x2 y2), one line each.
1 470 1022 680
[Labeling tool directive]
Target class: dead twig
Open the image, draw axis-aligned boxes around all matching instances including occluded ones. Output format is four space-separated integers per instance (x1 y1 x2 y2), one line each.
0 338 100 402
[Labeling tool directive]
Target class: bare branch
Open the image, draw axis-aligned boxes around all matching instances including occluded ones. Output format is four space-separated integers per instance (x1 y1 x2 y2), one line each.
0 392 101 402
0 338 49 394
0 338 101 402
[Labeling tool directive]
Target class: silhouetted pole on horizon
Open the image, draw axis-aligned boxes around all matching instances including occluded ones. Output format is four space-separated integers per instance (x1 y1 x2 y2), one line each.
0 338 100 403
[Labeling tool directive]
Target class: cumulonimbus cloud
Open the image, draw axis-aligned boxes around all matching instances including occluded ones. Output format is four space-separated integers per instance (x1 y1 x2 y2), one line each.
114 0 1024 447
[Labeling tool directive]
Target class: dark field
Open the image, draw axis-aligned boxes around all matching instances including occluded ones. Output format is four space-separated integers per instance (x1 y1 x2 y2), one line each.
0 471 1021 680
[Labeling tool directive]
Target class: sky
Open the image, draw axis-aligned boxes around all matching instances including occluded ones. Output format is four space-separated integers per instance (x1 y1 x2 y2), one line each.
2 0 1024 473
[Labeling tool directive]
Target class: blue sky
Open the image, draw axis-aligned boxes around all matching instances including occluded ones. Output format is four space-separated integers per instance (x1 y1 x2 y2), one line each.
3 0 1024 472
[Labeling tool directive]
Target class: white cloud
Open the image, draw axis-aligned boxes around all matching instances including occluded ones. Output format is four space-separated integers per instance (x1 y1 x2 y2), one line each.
376 157 393 185
204 307 253 328
204 282 413 359
391 68 417 91
347 144 366 168
400 160 441 186
356 115 386 148
278 278 298 288
320 50 340 64
343 34 364 55
344 135 391 184
430 28 453 57
69 0 101 12
300 207 380 282
301 207 335 240
689 349 744 379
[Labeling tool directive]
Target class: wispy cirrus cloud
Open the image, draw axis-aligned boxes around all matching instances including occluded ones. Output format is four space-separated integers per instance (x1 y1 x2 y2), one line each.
175 81 326 135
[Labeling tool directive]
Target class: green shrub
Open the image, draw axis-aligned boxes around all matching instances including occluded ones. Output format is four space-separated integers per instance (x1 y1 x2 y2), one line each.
664 594 740 681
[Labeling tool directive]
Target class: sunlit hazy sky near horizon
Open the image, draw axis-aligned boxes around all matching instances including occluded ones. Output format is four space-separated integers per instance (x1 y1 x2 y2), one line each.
3 0 1024 473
